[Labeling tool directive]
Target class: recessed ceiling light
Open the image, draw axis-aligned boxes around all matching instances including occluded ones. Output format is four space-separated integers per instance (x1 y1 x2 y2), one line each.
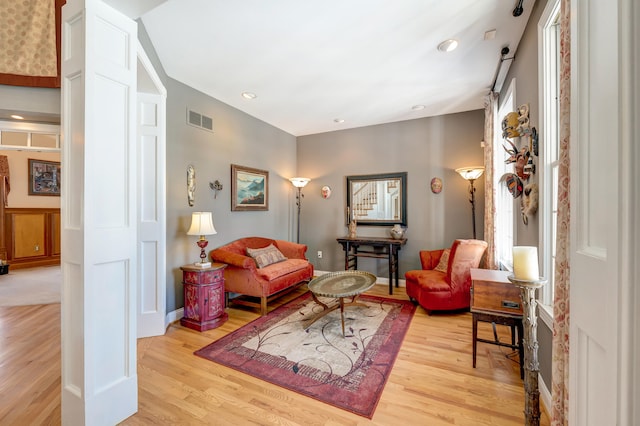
241 92 257 100
411 105 425 111
10 114 24 120
334 118 345 123
437 39 458 53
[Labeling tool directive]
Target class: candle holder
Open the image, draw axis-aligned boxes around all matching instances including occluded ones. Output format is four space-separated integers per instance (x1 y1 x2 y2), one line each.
507 275 547 426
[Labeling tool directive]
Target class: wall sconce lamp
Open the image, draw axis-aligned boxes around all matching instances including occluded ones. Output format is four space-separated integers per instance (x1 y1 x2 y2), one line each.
455 166 485 239
187 211 217 268
289 177 310 243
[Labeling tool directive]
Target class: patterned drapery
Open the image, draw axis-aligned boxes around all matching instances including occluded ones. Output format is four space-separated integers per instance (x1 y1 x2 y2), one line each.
551 0 571 424
483 92 499 269
0 0 65 88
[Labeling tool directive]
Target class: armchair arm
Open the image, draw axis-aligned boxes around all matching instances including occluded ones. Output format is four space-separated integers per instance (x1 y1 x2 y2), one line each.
419 249 444 270
210 248 256 270
274 240 307 260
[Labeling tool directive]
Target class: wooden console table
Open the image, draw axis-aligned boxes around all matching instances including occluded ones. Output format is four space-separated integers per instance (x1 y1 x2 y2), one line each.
470 268 524 379
336 236 407 295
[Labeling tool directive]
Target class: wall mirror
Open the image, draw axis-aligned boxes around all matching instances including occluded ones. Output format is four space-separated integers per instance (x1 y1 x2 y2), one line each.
346 172 407 226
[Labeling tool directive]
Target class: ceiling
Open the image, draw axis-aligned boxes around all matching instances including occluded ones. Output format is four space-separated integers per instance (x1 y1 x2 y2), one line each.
1 1 534 135
139 0 534 136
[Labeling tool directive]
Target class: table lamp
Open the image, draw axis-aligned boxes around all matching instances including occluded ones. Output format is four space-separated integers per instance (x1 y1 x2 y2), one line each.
455 166 484 239
187 211 217 267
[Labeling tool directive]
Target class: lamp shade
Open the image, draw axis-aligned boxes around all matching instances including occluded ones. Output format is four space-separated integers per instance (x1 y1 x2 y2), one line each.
455 166 485 181
187 212 217 236
289 177 310 188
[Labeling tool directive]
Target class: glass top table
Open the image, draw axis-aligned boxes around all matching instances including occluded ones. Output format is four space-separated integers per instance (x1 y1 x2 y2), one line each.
306 270 377 336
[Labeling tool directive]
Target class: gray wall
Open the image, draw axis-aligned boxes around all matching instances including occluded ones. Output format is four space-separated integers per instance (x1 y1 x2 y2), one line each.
138 23 299 311
296 111 485 277
164 78 298 311
500 0 552 391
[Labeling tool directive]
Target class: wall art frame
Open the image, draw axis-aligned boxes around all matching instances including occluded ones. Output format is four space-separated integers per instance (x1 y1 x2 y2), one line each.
28 159 61 196
231 164 268 211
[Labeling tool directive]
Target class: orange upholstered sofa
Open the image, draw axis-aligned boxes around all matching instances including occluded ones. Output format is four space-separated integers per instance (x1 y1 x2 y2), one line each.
209 237 314 315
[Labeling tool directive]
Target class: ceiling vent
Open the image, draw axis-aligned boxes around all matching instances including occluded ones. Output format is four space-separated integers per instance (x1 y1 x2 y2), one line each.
187 108 214 132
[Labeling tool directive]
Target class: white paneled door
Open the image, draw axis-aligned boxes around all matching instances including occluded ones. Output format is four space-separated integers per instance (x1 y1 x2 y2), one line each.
569 0 638 424
61 0 138 424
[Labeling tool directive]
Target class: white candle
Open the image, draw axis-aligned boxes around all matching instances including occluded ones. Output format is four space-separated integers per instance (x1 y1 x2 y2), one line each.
513 246 539 281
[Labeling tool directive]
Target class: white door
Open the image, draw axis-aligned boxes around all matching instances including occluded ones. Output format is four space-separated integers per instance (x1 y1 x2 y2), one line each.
136 44 167 338
61 0 138 424
569 0 637 424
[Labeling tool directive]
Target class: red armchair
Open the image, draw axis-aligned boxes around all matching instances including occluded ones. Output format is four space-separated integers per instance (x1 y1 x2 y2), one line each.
404 239 487 314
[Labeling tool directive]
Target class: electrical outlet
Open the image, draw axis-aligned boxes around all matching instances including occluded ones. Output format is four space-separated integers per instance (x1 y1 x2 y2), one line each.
317 251 323 259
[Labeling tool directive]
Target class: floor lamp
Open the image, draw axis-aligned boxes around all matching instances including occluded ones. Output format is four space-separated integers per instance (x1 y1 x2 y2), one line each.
289 177 310 243
455 166 485 239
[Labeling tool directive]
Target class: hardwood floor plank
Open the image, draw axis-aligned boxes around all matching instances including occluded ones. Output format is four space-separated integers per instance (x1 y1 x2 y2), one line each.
1 284 550 425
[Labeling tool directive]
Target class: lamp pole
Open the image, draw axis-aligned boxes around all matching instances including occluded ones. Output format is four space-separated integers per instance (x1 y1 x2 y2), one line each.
469 178 477 239
295 186 303 243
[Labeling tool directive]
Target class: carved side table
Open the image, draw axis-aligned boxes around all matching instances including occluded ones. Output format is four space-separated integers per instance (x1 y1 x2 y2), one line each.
180 263 227 331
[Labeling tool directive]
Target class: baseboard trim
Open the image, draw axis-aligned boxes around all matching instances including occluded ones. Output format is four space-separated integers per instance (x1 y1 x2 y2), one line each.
165 307 183 330
539 372 552 419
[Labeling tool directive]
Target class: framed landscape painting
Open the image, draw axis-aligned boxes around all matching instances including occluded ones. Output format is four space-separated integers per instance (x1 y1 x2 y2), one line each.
231 164 268 211
28 159 61 196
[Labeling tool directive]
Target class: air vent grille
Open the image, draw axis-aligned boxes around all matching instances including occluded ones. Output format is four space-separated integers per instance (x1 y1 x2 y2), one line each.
187 108 214 132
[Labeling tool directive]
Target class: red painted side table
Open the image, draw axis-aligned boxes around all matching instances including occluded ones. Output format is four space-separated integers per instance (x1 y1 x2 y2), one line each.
180 263 228 331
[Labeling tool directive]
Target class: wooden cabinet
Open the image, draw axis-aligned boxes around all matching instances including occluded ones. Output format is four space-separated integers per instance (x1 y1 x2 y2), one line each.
470 268 523 316
180 263 228 331
4 208 61 269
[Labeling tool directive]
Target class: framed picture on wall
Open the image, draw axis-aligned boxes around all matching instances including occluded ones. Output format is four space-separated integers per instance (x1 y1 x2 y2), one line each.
28 159 61 196
231 164 268 211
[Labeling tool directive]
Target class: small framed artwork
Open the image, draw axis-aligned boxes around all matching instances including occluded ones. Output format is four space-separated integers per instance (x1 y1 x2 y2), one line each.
28 159 61 196
231 164 268 211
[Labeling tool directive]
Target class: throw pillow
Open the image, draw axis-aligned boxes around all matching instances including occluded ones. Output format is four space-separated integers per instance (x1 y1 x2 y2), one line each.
434 249 450 273
246 244 287 268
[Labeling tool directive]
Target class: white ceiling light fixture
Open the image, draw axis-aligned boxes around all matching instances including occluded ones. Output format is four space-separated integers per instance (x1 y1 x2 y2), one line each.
411 105 425 111
10 114 24 120
437 39 458 53
241 91 257 100
334 118 345 123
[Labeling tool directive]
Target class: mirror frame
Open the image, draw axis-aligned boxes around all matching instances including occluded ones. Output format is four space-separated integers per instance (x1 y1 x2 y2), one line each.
346 172 407 226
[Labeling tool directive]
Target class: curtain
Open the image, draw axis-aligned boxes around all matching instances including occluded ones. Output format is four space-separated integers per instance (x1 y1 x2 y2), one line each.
551 0 571 424
0 0 65 88
483 92 499 269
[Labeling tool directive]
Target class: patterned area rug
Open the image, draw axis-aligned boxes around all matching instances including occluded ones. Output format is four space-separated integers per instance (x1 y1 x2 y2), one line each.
195 292 416 418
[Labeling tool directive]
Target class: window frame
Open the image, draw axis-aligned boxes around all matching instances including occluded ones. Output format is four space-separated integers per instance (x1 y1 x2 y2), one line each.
494 79 517 271
537 0 561 326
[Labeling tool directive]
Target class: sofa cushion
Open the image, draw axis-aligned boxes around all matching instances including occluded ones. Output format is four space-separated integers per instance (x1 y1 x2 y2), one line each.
256 259 309 281
434 249 450 273
246 244 287 268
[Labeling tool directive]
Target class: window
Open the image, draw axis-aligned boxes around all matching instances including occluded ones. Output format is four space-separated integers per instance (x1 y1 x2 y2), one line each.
0 121 61 151
494 79 516 269
539 0 561 320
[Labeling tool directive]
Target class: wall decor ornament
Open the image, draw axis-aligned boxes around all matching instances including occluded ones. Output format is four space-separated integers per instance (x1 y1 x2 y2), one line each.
321 185 332 199
430 177 443 194
187 164 195 206
28 159 61 196
209 180 223 199
231 164 269 211
521 183 539 225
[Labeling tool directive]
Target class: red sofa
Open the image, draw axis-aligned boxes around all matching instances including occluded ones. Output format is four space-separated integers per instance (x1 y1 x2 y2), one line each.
404 239 487 314
209 237 314 315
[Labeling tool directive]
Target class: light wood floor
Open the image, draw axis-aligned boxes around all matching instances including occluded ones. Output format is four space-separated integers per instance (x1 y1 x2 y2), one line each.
0 285 550 425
